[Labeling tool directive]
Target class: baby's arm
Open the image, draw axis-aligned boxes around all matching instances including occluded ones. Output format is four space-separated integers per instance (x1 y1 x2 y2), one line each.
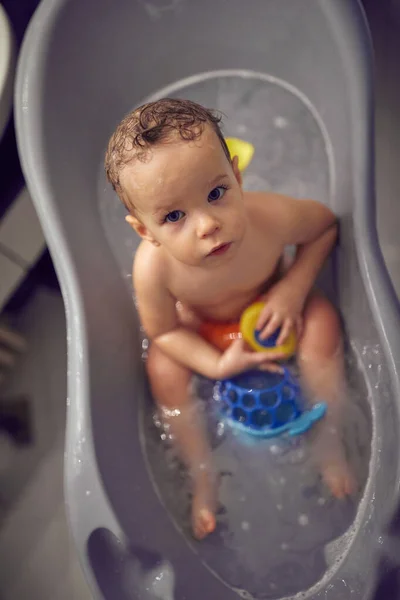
134 244 281 380
255 194 337 342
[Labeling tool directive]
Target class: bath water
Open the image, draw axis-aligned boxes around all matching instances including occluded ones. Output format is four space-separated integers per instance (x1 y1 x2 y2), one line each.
141 346 371 600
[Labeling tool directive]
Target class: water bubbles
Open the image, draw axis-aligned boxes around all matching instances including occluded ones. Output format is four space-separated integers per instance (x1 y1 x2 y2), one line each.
276 504 283 511
298 513 309 526
317 497 326 506
238 590 253 600
279 476 286 485
281 542 289 551
274 115 288 128
217 421 225 437
142 338 149 351
160 433 167 441
241 521 250 531
86 490 91 497
161 407 181 418
269 444 280 455
269 582 277 590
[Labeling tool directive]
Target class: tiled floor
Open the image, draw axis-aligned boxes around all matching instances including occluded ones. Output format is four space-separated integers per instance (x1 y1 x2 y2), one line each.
0 3 399 600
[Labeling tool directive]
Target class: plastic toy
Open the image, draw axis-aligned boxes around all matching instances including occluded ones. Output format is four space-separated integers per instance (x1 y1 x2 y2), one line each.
199 301 297 357
216 368 326 438
211 301 327 438
225 137 255 171
240 301 297 357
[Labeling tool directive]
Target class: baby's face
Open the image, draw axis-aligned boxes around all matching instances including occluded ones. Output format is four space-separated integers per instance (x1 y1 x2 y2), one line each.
122 127 247 267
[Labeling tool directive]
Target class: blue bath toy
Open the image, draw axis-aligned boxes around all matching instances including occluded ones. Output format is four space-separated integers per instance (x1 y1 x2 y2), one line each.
214 302 327 438
215 368 326 439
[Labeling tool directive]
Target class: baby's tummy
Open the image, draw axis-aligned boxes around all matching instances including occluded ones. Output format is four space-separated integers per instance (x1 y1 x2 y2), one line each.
181 266 282 324
184 291 262 324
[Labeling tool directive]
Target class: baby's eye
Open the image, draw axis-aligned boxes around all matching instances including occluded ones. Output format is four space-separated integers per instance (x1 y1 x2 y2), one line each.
165 210 185 223
208 186 227 202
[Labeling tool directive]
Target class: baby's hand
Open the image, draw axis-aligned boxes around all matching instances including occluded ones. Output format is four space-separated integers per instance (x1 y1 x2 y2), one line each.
256 280 305 345
216 339 286 380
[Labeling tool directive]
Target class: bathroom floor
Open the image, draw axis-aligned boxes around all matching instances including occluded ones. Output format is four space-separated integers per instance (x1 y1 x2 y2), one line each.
0 2 399 599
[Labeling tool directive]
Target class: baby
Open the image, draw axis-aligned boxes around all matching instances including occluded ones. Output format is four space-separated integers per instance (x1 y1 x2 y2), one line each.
105 98 355 540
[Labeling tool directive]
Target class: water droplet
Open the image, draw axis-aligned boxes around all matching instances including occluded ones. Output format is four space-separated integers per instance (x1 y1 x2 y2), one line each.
241 521 250 531
298 514 309 526
274 116 288 128
269 445 280 455
86 490 91 497
276 504 283 511
281 542 289 550
279 477 286 485
217 422 225 437
317 497 326 506
269 582 277 590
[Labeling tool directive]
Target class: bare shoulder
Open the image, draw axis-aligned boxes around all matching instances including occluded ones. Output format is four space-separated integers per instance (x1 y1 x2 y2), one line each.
245 190 299 221
244 190 336 244
244 191 293 238
133 240 168 292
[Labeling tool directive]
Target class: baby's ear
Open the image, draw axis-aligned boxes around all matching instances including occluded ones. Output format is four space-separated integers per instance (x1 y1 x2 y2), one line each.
232 156 243 187
125 215 160 246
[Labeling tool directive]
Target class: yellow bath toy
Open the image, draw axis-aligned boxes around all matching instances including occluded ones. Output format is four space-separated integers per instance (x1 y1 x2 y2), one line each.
240 301 297 358
225 137 255 172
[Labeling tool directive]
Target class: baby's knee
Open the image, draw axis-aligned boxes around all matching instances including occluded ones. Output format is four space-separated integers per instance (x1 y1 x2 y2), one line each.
300 293 342 361
146 344 192 401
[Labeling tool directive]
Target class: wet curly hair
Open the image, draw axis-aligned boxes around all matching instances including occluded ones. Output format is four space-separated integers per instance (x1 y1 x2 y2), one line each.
104 98 231 210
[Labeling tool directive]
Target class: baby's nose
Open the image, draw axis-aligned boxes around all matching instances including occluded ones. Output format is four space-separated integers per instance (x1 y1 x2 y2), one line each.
197 213 221 238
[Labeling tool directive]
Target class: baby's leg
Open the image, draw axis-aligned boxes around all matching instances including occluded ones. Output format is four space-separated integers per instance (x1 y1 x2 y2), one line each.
298 292 355 498
146 344 217 539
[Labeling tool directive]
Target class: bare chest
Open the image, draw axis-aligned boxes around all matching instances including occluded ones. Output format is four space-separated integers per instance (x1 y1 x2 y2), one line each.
169 239 284 322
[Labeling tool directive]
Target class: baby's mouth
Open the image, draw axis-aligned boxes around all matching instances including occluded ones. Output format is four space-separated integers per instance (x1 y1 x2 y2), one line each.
207 242 232 257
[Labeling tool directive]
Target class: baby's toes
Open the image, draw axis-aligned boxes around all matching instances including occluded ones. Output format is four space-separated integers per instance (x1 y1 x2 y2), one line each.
192 508 216 540
323 463 356 499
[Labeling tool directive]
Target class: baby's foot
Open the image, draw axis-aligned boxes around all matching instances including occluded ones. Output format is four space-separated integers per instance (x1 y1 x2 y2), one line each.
191 473 217 540
322 457 356 499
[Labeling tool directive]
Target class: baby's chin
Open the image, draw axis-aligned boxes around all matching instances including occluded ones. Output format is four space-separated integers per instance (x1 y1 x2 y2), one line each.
171 253 215 268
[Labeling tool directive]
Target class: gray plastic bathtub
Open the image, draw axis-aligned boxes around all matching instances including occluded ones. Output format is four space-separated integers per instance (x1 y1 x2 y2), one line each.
14 0 400 598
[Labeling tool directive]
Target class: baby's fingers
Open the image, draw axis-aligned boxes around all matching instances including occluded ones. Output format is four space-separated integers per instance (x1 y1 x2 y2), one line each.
259 362 283 374
248 350 285 371
277 318 293 346
256 304 272 331
259 313 282 341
